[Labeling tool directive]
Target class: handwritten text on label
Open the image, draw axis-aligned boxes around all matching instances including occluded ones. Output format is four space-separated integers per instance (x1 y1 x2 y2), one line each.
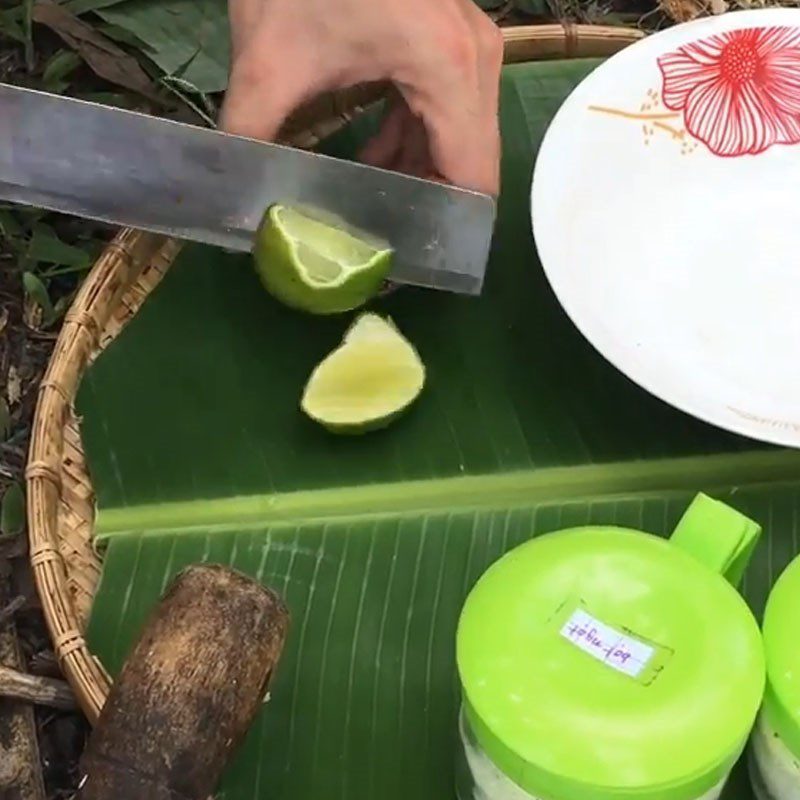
560 608 654 679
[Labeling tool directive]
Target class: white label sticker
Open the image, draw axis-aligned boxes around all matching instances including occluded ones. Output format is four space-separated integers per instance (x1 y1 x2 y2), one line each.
559 608 654 679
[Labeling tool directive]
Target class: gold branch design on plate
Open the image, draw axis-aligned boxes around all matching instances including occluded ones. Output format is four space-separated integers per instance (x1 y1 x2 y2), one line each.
588 89 699 156
728 407 800 434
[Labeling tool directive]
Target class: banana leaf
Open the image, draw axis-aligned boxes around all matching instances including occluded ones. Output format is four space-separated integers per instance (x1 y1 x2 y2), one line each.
78 60 800 539
87 484 800 800
78 60 800 800
96 0 230 93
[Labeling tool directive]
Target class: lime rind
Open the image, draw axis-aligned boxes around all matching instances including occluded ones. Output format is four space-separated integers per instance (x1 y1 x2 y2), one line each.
253 205 393 315
301 313 425 434
276 207 391 289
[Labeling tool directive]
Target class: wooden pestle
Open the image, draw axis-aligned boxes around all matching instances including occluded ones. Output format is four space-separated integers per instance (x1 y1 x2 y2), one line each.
77 563 290 800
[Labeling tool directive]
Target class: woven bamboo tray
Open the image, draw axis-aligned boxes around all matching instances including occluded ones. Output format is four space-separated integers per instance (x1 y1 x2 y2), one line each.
26 23 644 723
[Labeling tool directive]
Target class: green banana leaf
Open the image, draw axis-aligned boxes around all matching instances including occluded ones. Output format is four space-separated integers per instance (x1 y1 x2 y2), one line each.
78 60 800 539
78 59 800 800
86 482 799 800
96 0 230 93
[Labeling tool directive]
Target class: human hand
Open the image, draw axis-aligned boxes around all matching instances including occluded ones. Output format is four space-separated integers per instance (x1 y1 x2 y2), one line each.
220 0 503 195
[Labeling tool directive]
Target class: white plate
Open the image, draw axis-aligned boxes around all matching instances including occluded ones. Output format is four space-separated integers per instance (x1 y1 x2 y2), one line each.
531 9 800 448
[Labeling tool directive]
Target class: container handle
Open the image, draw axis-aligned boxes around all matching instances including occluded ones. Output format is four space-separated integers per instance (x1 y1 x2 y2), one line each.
669 493 761 588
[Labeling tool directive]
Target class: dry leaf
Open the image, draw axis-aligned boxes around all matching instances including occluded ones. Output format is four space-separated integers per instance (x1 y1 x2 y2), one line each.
659 0 705 21
32 0 163 103
22 271 49 330
6 365 21 406
22 299 43 330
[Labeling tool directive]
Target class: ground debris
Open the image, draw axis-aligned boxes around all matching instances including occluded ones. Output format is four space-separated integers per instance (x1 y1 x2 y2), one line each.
0 592 47 800
31 0 164 103
1 227 88 800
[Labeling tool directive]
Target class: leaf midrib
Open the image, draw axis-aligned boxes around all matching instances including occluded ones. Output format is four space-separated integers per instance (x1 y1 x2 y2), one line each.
95 448 800 540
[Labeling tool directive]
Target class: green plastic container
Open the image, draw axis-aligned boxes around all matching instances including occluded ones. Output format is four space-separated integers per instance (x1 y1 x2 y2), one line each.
455 493 765 800
748 554 800 800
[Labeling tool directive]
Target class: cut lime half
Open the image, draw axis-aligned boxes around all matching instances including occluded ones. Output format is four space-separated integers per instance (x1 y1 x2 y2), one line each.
301 313 425 433
253 205 393 315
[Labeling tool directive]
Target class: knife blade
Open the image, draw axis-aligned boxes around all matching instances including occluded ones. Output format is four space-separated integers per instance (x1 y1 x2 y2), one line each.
0 83 496 295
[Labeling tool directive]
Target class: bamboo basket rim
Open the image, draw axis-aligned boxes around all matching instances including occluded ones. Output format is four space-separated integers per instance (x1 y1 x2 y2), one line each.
26 22 645 723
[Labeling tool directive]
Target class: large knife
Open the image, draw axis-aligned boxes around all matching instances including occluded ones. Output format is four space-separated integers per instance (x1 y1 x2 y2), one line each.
0 83 496 295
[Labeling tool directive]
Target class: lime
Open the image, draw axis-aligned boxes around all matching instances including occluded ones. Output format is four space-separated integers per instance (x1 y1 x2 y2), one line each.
253 205 393 314
301 313 425 433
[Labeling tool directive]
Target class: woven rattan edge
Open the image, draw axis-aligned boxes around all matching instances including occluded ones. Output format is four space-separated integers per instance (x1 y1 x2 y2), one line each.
27 23 644 723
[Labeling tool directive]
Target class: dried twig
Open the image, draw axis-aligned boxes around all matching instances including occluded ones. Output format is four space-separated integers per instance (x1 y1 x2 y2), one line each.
489 1 515 22
28 649 59 678
0 664 77 710
0 594 25 628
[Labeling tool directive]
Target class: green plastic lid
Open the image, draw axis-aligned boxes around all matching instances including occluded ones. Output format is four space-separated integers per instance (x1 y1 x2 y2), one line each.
762 553 800 761
456 493 765 800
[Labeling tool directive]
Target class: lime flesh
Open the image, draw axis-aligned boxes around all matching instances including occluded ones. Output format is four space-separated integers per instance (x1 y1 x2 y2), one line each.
301 313 425 433
253 206 393 315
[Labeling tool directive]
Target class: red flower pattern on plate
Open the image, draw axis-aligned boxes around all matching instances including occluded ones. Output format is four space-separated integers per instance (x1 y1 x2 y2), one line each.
657 26 800 157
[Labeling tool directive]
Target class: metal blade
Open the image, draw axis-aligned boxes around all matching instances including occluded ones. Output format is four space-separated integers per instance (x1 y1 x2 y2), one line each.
0 83 496 294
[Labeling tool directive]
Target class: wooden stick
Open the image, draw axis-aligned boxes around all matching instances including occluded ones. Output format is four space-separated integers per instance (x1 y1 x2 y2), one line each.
0 664 76 710
77 564 289 800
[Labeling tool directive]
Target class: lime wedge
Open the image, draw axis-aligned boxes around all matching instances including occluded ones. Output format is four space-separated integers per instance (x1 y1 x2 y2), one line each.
301 313 425 433
253 205 393 315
